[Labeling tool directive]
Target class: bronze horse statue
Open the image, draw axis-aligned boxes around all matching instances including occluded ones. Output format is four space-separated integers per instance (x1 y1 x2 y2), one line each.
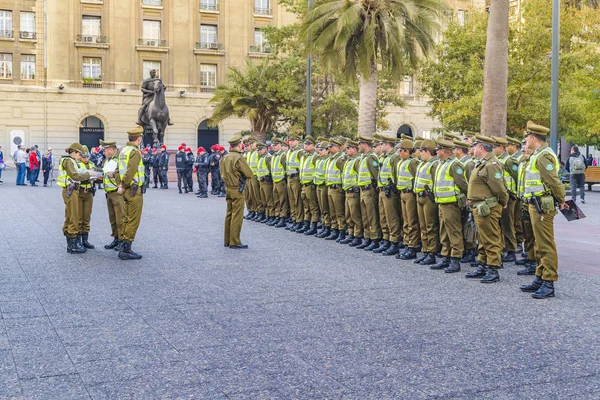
139 79 171 145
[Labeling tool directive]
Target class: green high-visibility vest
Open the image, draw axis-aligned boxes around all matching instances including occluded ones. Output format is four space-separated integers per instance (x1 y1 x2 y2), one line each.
314 156 328 185
342 157 358 190
57 157 77 188
396 158 418 190
434 158 460 204
271 152 286 182
523 147 559 199
414 158 438 194
325 153 343 186
300 152 316 184
118 145 145 185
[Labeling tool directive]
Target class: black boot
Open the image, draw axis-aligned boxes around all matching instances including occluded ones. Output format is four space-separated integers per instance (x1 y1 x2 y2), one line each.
324 229 339 241
259 214 268 223
336 230 346 243
532 280 555 299
420 253 437 266
68 237 86 254
414 252 428 264
316 226 330 238
480 266 500 283
517 261 537 276
152 184 158 188
465 264 487 279
364 239 380 251
304 222 318 236
296 221 309 234
340 234 353 245
179 188 183 194
268 217 279 226
382 242 400 256
275 218 287 228
104 238 119 249
81 232 95 249
397 247 417 260
502 251 517 263
460 249 475 264
515 257 528 266
520 276 543 293
372 240 389 254
118 241 142 260
356 238 371 249
244 211 255 220
114 240 123 252
349 236 363 247
430 256 450 270
444 257 461 273
286 221 296 231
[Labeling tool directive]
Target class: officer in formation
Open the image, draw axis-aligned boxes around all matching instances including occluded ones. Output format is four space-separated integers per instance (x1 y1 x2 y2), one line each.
239 122 563 299
194 147 210 198
175 145 189 193
209 144 225 196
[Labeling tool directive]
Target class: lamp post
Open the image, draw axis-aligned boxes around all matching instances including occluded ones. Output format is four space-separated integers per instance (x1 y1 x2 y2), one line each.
306 0 312 136
550 0 559 153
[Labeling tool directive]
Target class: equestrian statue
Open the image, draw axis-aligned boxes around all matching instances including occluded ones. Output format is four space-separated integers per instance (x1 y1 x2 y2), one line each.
136 69 173 146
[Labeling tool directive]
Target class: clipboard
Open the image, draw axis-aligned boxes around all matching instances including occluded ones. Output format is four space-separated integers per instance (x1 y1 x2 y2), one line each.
560 200 586 221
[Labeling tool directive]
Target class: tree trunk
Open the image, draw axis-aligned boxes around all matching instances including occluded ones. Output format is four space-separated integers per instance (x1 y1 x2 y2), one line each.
481 0 510 138
358 66 378 138
251 119 267 143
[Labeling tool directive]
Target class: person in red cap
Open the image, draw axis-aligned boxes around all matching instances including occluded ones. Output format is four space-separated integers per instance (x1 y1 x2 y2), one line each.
141 148 152 189
209 144 222 195
158 144 169 189
175 145 188 193
194 147 210 198
185 147 194 192
150 147 159 188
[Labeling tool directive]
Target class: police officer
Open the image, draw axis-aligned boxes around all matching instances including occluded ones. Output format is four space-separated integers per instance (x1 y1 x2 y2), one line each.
100 140 125 251
142 148 152 189
465 135 509 282
209 145 221 195
117 126 146 260
221 133 254 249
175 146 187 193
520 121 566 299
256 142 273 223
185 147 195 192
453 139 477 263
314 141 331 237
77 146 97 249
195 147 210 198
507 136 526 255
158 144 169 189
324 138 346 241
395 139 421 260
243 137 260 220
515 145 537 275
270 138 289 228
431 139 468 272
340 139 362 246
298 136 320 235
151 147 160 188
356 135 381 250
286 133 304 231
413 139 439 265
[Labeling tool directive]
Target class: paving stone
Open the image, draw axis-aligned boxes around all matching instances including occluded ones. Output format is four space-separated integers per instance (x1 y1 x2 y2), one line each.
19 374 90 400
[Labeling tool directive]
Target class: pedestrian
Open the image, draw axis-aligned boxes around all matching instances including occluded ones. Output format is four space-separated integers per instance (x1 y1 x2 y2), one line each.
340 139 363 246
0 145 4 184
565 145 587 204
151 147 160 188
209 145 222 195
221 133 254 249
285 133 304 231
42 149 53 186
15 145 27 186
28 147 39 187
185 147 194 192
217 146 228 197
195 147 210 198
243 137 260 220
142 148 152 189
117 126 146 260
324 138 347 242
515 145 538 276
298 136 320 235
520 121 567 299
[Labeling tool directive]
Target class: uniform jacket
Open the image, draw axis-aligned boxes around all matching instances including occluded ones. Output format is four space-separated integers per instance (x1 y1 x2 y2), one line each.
196 153 210 170
209 152 222 171
159 151 169 170
175 151 187 171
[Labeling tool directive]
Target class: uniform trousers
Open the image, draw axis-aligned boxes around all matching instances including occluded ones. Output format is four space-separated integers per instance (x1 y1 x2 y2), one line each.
381 192 401 243
473 204 502 267
301 184 320 223
259 180 274 217
153 168 160 185
122 189 143 242
529 205 559 281
78 189 94 233
287 175 303 223
400 191 420 248
159 169 168 185
521 206 536 261
463 209 477 251
273 180 289 218
249 176 261 213
185 169 193 191
106 191 125 239
514 199 525 244
210 169 221 193
360 187 381 240
197 170 209 193
344 191 362 237
317 184 330 227
438 202 464 258
378 191 389 241
327 186 345 230
501 199 518 252
176 170 186 191
417 195 439 253
224 188 245 246
62 188 80 238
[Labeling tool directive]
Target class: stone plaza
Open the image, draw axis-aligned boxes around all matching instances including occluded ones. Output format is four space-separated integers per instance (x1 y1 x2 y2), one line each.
0 169 599 399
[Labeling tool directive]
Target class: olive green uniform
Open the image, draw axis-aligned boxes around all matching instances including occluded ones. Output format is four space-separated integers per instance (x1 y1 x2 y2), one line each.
517 159 536 262
397 157 420 249
60 157 91 238
245 149 261 214
378 151 402 243
103 155 125 240
326 151 346 230
286 145 303 224
377 154 389 241
435 156 468 258
459 155 477 252
78 160 95 234
119 142 144 242
467 152 509 268
414 157 439 254
512 152 526 244
357 150 381 240
498 152 519 253
314 154 330 228
221 149 254 246
257 153 274 218
272 151 289 219
300 151 320 223
342 156 362 238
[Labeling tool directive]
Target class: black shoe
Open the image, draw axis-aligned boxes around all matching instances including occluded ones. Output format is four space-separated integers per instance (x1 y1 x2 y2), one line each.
336 230 346 243
517 261 537 276
465 265 487 279
460 249 475 264
502 251 517 263
515 257 528 266
324 229 339 241
267 217 277 226
356 238 371 249
349 237 363 247
340 234 353 245
414 253 428 264
218 192 226 197
118 241 142 260
245 212 255 220
382 242 400 256
179 189 183 194
372 240 389 254
364 240 379 251
152 184 158 188
285 222 296 231
520 276 543 292
67 237 86 254
400 248 418 260
198 193 208 198
304 222 318 236
230 244 249 249
161 185 168 189
104 238 119 249
81 232 95 249
114 240 123 252
420 253 437 266
430 257 450 270
480 266 500 283
259 214 268 223
317 227 331 238
532 280 555 299
275 219 287 228
444 258 461 273
397 242 406 250
296 221 309 234
75 234 88 252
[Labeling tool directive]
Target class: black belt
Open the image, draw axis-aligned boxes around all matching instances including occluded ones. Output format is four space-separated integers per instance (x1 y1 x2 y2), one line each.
302 182 315 187
345 187 360 193
79 187 93 193
360 184 374 191
260 177 273 183
417 192 428 198
288 173 299 178
329 184 340 189
400 188 414 194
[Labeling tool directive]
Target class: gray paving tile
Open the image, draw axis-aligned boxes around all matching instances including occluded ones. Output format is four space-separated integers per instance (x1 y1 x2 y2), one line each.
19 374 89 400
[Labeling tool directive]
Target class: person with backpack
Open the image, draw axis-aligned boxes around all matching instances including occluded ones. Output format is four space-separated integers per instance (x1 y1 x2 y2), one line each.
566 146 587 204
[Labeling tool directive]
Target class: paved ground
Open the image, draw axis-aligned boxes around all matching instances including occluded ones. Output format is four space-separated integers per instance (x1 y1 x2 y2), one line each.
0 169 599 399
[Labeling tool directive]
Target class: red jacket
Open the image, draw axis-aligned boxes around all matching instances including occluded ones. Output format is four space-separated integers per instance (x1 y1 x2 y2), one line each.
29 152 39 169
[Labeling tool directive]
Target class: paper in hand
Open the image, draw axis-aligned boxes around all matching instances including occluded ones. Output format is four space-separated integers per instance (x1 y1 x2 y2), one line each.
103 159 117 173
560 200 586 221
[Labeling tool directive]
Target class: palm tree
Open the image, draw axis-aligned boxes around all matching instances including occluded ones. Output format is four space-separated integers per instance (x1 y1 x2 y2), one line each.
300 0 445 137
480 0 509 138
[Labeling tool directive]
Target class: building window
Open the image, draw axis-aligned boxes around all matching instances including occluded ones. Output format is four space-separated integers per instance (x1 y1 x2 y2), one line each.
20 12 35 37
143 20 161 40
82 15 101 36
399 76 413 96
457 10 467 26
20 54 35 80
200 0 218 11
254 0 270 15
254 28 268 51
200 64 216 87
143 60 160 79
200 24 217 46
82 57 101 79
0 53 13 79
0 10 12 37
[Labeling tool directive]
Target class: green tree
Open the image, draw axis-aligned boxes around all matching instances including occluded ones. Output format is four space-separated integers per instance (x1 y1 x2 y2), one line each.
300 0 444 137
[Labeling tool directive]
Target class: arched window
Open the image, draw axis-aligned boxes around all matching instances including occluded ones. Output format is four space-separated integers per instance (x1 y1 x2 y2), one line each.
197 120 219 152
79 116 104 150
396 124 413 139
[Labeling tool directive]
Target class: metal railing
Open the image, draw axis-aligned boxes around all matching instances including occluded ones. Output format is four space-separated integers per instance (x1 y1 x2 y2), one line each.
200 86 215 93
19 31 36 39
71 81 115 89
0 30 13 38
254 7 272 15
249 45 272 53
196 42 223 50
199 1 219 11
138 38 167 47
76 35 108 44
142 0 162 6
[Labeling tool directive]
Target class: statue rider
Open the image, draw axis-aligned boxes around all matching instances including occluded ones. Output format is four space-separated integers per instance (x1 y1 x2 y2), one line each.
136 69 174 127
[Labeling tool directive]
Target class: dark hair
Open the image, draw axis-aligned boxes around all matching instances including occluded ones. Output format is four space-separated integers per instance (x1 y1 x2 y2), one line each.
572 145 579 153
560 161 565 166
456 147 468 154
26 148 31 153
128 135 139 142
532 133 547 142
482 143 493 152
421 147 435 155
